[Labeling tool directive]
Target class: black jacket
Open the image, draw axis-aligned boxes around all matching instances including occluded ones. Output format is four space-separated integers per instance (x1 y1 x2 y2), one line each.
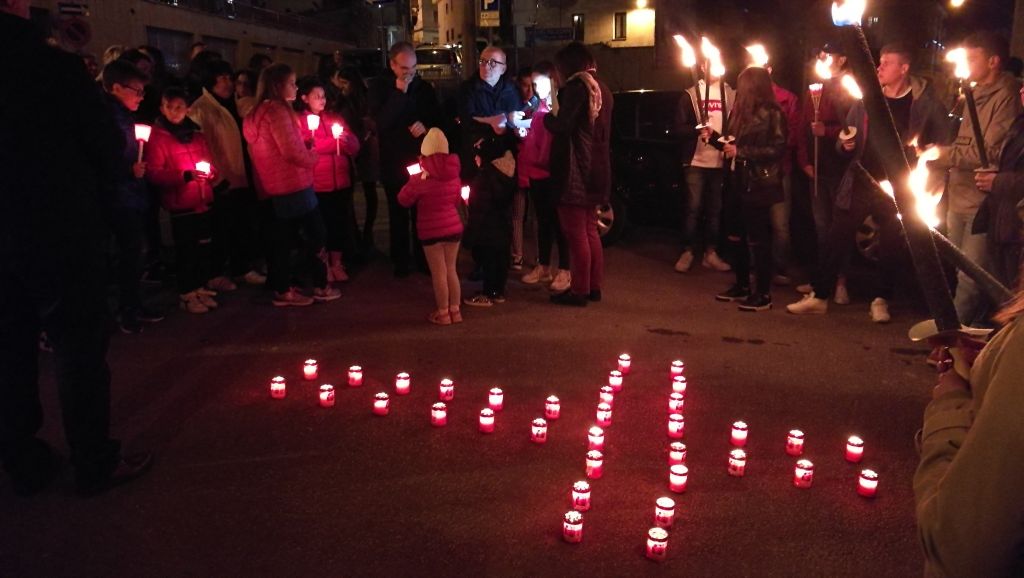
367 71 442 182
456 74 520 181
544 73 613 207
714 103 787 207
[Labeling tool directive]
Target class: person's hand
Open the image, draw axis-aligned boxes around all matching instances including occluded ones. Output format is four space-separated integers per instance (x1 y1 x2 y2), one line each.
699 127 711 142
841 138 856 152
304 137 315 150
194 169 212 181
395 76 411 94
802 165 815 179
132 161 146 179
975 171 997 192
723 143 738 158
510 111 525 125
409 121 427 138
932 366 970 400
810 121 826 137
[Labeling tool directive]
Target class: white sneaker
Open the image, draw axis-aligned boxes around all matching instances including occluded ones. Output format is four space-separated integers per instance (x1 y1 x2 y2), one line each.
242 270 267 286
197 293 218 309
702 249 732 272
833 283 850 305
522 265 550 284
549 269 572 293
674 250 694 273
870 298 891 323
179 292 209 314
786 292 829 315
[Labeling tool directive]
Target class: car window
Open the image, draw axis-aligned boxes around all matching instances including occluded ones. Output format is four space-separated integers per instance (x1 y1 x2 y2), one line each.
416 50 453 65
637 91 682 140
612 93 638 140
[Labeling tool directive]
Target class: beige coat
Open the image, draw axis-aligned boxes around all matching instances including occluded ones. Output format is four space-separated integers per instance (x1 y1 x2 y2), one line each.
188 89 249 190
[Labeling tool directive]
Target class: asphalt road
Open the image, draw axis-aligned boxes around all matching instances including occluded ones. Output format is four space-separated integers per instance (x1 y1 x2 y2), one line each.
1 227 935 577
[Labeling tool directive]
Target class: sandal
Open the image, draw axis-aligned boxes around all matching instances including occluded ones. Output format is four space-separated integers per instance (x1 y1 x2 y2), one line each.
428 310 452 325
449 307 463 323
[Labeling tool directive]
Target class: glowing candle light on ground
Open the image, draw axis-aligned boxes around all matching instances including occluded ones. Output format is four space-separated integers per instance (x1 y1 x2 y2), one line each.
728 449 747 477
545 396 560 419
668 442 687 466
586 450 604 479
669 464 688 492
479 408 495 433
599 386 615 406
488 388 504 411
431 402 447 426
731 421 749 447
858 469 879 498
654 497 675 528
646 527 669 561
373 393 390 415
571 481 591 511
671 375 687 395
347 365 363 386
303 359 318 381
667 414 685 438
318 384 335 408
439 378 454 401
270 376 286 399
596 403 613 427
668 392 685 413
531 418 548 443
794 459 815 488
786 430 805 456
608 370 624 391
587 426 605 451
617 353 632 374
394 373 411 395
562 511 584 543
846 435 865 463
670 359 685 376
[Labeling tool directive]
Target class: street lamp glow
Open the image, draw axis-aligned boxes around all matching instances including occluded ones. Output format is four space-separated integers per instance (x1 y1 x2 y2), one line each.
636 0 648 8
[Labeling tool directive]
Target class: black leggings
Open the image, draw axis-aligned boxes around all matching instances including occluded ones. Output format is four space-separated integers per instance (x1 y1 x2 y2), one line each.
724 188 774 295
472 245 509 297
170 212 212 294
530 178 569 268
268 208 328 293
317 188 357 255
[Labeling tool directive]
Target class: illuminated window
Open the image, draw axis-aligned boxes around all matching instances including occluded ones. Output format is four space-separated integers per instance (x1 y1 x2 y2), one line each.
572 13 585 42
613 12 626 40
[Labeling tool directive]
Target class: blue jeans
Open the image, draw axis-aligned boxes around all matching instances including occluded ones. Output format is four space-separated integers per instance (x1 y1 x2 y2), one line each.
947 211 993 326
682 166 724 253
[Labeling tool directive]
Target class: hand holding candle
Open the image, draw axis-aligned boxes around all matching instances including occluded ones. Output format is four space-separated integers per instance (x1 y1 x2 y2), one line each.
306 114 320 139
194 161 211 179
134 124 152 163
331 122 343 156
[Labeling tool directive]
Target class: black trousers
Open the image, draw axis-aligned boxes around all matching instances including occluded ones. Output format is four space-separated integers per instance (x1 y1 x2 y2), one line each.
268 207 329 293
530 178 569 269
360 180 379 250
110 206 146 313
211 187 261 278
724 187 774 295
382 178 425 272
170 212 213 294
0 243 120 482
472 245 509 297
317 188 357 256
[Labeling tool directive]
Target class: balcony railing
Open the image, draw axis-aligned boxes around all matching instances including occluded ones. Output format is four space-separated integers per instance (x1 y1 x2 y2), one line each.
143 0 346 40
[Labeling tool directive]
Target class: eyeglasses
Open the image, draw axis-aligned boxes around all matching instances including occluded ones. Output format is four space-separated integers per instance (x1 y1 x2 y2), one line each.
479 58 506 68
119 84 146 97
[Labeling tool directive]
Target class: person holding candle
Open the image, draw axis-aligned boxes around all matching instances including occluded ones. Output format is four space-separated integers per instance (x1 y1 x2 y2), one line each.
397 128 464 325
295 76 361 285
243 63 341 307
914 280 1024 575
144 87 220 314
940 32 1022 327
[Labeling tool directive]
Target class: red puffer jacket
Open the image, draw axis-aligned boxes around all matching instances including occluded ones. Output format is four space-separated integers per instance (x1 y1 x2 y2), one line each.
310 112 361 193
243 100 318 197
145 123 214 213
397 153 464 241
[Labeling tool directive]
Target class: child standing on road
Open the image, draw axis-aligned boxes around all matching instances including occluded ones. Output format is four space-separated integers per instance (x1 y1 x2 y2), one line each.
398 128 464 325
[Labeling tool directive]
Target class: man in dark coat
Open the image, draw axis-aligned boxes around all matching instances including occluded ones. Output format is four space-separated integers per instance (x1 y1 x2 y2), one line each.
0 0 152 496
368 41 442 277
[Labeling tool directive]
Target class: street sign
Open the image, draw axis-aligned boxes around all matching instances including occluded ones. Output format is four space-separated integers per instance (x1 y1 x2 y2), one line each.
480 0 500 28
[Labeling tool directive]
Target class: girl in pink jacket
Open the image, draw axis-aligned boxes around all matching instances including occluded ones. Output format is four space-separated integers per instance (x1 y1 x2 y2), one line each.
398 128 464 325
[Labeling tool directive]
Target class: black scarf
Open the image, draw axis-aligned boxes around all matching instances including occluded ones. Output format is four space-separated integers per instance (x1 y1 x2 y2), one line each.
157 115 201 144
211 90 243 128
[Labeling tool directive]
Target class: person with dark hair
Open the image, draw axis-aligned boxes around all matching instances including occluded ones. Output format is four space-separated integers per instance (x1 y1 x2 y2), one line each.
295 75 361 283
244 63 340 306
943 31 1022 327
1 0 152 496
333 65 380 258
544 42 613 307
248 53 273 75
119 49 153 77
234 68 257 117
368 41 442 278
186 50 223 106
706 66 786 311
509 64 539 275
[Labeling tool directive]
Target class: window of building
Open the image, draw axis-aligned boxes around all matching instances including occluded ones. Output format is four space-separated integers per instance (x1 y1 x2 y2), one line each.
613 12 626 40
146 26 193 76
202 35 238 68
572 13 584 42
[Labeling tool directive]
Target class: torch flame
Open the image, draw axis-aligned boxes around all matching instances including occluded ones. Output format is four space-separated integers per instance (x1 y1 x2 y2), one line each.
701 37 726 78
950 0 965 7
945 47 970 80
840 74 863 100
673 35 698 68
745 44 769 68
832 0 866 26
815 55 834 80
879 180 894 198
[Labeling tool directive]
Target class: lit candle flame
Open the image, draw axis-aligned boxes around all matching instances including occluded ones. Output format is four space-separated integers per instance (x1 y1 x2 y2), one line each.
745 44 769 68
673 35 697 68
815 55 834 80
701 37 725 78
945 47 970 80
840 74 863 100
831 0 866 26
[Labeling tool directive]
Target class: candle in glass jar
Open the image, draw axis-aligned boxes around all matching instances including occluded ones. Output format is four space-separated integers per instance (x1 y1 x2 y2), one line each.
671 375 687 395
794 459 814 488
608 370 624 391
531 418 548 443
303 359 318 381
596 403 613 427
318 384 335 408
731 421 749 447
438 378 454 401
488 388 504 411
587 426 605 451
668 442 687 466
479 408 495 433
394 372 411 395
645 527 669 561
668 392 685 413
846 435 864 463
667 413 685 439
599 386 615 406
617 353 632 374
571 481 591 511
668 464 688 492
786 430 805 456
728 449 747 477
545 395 560 419
670 359 685 377
194 161 211 176
586 450 603 479
372 392 390 415
654 497 675 528
858 469 879 498
431 402 447 426
347 365 363 387
562 511 583 543
270 376 286 399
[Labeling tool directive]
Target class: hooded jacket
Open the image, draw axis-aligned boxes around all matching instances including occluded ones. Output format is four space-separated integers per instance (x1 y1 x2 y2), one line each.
188 88 249 190
243 100 318 198
309 112 361 193
144 118 214 214
397 153 464 241
543 71 613 207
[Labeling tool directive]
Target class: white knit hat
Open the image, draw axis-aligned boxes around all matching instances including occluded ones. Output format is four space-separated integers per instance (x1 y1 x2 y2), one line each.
420 127 449 156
